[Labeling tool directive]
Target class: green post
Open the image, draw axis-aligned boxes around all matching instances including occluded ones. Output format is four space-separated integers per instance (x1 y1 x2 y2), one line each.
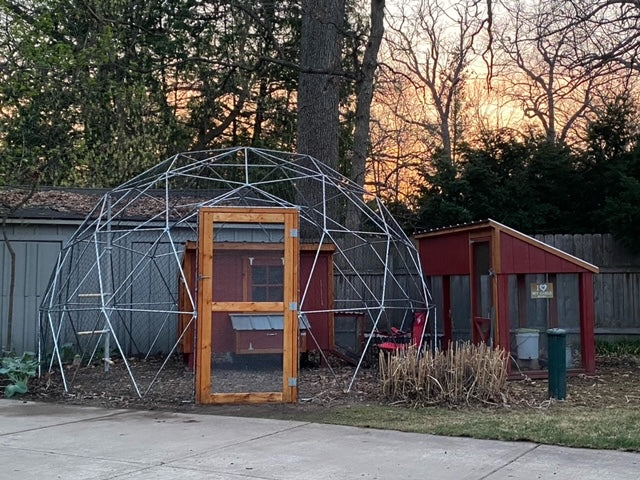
547 328 567 400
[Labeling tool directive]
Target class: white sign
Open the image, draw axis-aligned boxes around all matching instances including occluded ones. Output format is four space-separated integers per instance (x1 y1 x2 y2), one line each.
531 282 554 299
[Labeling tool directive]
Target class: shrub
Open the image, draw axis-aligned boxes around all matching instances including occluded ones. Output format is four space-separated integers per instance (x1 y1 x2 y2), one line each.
379 342 508 406
0 352 39 398
596 339 640 356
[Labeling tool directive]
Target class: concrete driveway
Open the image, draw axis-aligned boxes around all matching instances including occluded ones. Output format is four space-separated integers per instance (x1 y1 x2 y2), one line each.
1 400 638 479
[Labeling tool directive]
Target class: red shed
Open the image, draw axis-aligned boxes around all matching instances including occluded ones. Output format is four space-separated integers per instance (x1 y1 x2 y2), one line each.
178 244 334 367
415 219 599 376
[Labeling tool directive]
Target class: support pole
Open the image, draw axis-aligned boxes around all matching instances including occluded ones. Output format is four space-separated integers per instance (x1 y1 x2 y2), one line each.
103 194 113 372
547 328 567 400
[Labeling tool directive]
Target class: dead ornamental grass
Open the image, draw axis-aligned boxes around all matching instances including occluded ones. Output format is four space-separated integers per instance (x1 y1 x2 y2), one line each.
379 342 508 406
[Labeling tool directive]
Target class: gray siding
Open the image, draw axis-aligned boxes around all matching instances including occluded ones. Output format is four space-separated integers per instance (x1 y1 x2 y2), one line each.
1 223 71 352
1 221 197 354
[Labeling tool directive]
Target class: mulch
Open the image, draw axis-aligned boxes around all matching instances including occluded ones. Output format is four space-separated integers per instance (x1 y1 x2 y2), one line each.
19 354 640 413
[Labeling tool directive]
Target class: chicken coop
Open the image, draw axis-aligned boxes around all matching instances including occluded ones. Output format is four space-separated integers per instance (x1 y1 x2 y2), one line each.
415 219 598 376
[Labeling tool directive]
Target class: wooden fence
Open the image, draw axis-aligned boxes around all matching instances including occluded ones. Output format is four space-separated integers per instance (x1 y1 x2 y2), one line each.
533 233 640 338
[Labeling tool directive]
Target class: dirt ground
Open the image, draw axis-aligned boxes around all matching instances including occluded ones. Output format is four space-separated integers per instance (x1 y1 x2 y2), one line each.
21 354 640 415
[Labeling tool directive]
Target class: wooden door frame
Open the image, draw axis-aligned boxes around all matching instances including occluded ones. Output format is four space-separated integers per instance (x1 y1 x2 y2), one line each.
195 207 299 404
469 234 495 345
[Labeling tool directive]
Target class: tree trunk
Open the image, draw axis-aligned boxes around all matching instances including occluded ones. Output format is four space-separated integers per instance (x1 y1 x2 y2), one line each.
346 0 385 231
297 0 345 238
297 0 344 170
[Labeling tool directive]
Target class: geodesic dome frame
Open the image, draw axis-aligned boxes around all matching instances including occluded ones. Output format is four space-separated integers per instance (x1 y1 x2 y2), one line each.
40 147 433 401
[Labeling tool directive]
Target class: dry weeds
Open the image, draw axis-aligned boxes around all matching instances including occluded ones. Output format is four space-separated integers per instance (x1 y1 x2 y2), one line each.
379 343 508 406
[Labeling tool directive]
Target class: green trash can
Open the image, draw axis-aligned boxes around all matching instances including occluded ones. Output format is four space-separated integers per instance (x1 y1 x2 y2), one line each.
547 328 567 400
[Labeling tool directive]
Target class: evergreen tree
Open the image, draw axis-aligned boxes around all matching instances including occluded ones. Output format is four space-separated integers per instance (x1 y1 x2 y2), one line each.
416 131 578 234
580 94 640 250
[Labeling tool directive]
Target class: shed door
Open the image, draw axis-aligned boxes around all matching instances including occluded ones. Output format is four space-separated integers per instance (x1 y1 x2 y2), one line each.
195 208 299 404
471 239 494 345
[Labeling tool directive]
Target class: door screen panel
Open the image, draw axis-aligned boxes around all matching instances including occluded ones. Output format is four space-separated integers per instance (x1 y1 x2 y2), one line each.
472 240 493 345
210 223 285 394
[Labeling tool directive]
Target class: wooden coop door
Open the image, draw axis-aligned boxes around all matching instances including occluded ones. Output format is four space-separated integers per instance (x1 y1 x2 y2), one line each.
195 207 300 404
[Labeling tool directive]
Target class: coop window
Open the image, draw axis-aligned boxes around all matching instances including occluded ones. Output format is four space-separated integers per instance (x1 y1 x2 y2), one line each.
249 258 284 302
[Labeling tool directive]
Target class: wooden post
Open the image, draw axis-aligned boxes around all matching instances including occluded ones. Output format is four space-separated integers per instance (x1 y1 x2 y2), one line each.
195 210 214 403
496 274 511 354
283 211 299 403
442 275 452 349
580 272 596 374
517 274 527 328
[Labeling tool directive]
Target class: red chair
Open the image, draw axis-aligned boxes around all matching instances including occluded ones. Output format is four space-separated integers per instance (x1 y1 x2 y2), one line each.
378 312 428 353
472 316 492 345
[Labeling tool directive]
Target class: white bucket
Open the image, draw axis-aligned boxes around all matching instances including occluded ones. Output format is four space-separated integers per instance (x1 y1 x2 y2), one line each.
516 329 539 360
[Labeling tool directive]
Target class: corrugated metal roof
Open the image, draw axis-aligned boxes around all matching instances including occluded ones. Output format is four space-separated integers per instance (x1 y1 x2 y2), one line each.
229 314 309 330
414 218 492 237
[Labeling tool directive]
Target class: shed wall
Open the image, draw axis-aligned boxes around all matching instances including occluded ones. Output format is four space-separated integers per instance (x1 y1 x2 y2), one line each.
5 224 640 353
1 221 197 354
0 223 69 352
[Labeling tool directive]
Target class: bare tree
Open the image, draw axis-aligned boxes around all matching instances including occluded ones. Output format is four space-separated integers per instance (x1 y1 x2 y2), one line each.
385 0 489 163
495 0 629 144
344 0 385 230
553 1 640 72
368 71 437 204
349 0 385 193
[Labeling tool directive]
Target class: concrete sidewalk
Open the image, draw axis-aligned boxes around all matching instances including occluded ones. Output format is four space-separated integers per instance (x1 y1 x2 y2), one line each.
0 400 638 479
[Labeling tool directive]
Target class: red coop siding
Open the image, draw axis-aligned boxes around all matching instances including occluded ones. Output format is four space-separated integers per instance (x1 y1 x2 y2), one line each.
300 250 333 352
499 231 591 274
419 231 471 276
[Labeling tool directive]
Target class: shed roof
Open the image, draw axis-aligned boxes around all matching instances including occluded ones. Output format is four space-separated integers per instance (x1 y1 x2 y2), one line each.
0 187 223 222
415 219 599 275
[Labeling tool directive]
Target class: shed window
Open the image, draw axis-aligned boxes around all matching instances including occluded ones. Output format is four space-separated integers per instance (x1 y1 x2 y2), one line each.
249 258 284 301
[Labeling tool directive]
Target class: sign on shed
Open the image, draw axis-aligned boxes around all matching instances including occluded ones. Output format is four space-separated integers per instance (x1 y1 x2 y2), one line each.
531 282 554 299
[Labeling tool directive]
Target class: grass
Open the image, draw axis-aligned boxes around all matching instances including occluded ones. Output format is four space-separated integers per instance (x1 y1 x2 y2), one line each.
596 339 640 356
196 347 640 452
291 403 640 451
362 344 640 451
280 347 640 451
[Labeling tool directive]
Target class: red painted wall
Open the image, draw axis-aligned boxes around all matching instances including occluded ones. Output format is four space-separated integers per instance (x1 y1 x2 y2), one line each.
499 232 588 274
419 231 471 275
299 251 332 351
204 250 332 353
